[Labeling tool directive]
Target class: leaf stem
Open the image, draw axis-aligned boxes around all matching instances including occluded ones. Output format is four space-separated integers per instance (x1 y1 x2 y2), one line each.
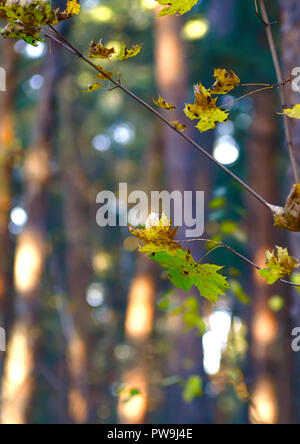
180 238 300 288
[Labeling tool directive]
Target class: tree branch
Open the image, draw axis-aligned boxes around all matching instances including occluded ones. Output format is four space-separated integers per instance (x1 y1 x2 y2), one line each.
180 238 300 288
46 26 273 210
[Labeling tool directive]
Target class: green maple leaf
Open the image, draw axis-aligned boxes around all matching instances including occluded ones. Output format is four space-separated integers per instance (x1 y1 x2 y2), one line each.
258 246 300 284
155 0 199 17
150 249 229 303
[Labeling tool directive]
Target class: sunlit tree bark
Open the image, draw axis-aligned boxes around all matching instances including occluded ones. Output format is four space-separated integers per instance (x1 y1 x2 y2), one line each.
247 92 292 424
59 75 92 424
118 126 162 424
0 40 18 336
1 42 63 425
154 12 211 424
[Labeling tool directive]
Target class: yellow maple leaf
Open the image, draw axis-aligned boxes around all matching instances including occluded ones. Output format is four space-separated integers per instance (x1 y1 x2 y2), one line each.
184 83 228 132
83 82 103 93
172 121 187 132
129 213 181 253
118 43 143 60
156 0 199 17
280 104 300 119
153 95 176 111
66 0 80 15
195 109 228 133
89 40 116 59
210 68 240 95
258 246 300 284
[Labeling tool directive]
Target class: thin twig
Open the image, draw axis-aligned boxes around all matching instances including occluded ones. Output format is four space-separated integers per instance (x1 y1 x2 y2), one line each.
180 238 300 288
258 0 299 183
45 26 273 210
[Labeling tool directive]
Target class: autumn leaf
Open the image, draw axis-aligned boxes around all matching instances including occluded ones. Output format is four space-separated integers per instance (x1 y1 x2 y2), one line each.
89 40 116 59
153 95 176 111
184 83 229 133
271 184 300 232
130 213 229 302
118 43 143 60
258 246 300 284
280 104 300 119
210 68 240 95
129 213 181 253
66 0 80 15
0 0 58 45
83 82 103 93
195 109 228 133
173 121 187 132
155 0 199 17
151 249 230 303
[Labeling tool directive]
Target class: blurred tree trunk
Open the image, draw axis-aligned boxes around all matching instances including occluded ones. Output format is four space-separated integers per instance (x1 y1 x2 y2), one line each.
154 13 211 424
118 127 161 424
0 42 63 425
0 40 18 384
280 0 300 424
247 91 292 424
59 75 92 424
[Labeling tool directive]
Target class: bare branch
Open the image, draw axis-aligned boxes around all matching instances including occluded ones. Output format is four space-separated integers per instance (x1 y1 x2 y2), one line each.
258 0 299 183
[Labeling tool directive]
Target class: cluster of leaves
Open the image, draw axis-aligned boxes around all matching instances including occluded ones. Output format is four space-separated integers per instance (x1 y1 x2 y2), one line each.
0 0 79 45
130 213 230 304
84 40 143 93
153 69 240 134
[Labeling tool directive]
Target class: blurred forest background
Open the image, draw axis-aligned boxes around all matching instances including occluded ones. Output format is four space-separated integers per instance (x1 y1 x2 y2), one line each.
0 0 300 424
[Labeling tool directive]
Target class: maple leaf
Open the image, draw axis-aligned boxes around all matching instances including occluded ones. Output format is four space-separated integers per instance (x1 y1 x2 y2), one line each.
89 40 116 59
83 82 103 93
258 246 300 284
271 184 300 232
155 0 199 17
66 0 80 15
210 68 240 95
129 213 181 253
153 95 176 111
172 121 187 132
118 43 143 60
129 213 229 302
151 249 229 303
280 104 300 119
184 83 229 132
195 109 228 133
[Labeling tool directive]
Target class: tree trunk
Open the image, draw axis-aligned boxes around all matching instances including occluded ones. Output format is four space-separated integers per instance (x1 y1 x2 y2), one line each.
280 0 300 424
246 91 292 424
0 40 18 332
1 41 63 425
154 12 211 424
59 75 92 424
